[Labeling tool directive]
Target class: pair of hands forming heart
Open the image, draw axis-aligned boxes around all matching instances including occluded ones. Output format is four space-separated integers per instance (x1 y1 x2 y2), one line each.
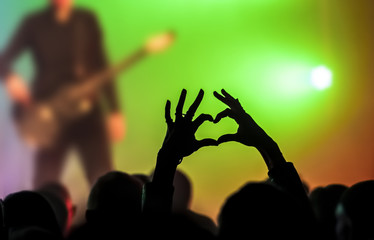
148 89 292 216
159 89 275 166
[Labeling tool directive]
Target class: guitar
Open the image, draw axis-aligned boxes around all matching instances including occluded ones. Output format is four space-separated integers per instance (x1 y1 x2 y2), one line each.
13 31 175 148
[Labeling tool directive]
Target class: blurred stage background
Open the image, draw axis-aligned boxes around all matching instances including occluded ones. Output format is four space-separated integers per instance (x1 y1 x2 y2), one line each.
0 0 373 223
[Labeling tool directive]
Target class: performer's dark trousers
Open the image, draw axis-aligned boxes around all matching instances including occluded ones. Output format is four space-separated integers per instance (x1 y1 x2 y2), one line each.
33 106 112 188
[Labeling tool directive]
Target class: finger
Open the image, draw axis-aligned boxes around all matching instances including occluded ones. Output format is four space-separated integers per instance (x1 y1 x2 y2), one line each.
196 138 218 150
221 89 244 110
213 91 231 106
176 89 187 120
165 100 173 126
217 134 238 144
214 108 234 123
193 113 213 129
221 89 236 102
186 89 204 119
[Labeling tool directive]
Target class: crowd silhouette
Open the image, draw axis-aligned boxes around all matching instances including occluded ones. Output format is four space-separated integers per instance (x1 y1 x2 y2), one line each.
0 89 373 240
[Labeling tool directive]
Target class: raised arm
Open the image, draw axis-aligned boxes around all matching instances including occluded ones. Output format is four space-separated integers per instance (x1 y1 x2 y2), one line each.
86 13 125 142
213 89 307 202
86 13 119 113
142 89 217 214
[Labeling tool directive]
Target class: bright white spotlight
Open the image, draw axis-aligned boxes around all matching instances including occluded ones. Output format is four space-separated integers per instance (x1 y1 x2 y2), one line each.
310 66 332 90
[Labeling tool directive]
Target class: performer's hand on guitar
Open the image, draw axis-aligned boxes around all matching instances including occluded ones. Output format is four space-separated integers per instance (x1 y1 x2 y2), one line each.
4 73 31 106
107 112 126 142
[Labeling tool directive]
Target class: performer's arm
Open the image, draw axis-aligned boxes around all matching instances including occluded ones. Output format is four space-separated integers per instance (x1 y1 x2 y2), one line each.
0 18 31 105
87 13 119 113
87 13 125 141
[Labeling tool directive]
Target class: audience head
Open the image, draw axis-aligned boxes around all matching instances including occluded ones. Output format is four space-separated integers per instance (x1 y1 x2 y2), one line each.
37 183 75 236
4 191 62 239
302 180 310 195
132 173 151 185
0 199 5 239
218 182 308 239
309 184 347 239
168 213 215 239
336 180 374 240
9 226 60 240
86 171 142 227
172 170 192 212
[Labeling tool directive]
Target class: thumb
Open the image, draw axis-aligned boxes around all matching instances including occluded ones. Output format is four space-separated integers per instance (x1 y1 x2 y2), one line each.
217 134 238 145
196 138 218 150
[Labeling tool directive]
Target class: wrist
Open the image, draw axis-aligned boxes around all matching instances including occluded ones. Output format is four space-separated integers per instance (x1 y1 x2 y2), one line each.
254 133 275 149
157 148 180 168
159 144 183 161
152 149 179 186
256 138 286 169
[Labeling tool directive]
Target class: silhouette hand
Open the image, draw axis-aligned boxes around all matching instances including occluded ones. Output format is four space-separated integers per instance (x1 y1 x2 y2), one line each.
160 89 217 165
213 89 271 148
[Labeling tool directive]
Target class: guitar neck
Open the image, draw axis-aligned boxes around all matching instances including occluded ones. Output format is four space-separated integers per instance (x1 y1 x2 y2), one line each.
72 48 147 97
96 48 147 84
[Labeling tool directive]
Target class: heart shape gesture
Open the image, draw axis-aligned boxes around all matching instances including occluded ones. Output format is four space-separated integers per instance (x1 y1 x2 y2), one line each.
213 89 286 169
158 88 278 167
147 89 293 218
213 89 271 148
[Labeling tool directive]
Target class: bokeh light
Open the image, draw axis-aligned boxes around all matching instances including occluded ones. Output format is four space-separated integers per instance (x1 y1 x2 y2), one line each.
310 66 333 90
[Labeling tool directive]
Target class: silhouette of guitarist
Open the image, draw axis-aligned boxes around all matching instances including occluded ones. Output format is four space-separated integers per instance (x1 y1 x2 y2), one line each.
0 0 125 188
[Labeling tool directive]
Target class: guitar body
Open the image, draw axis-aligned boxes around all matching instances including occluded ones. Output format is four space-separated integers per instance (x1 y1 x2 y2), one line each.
13 102 61 148
13 85 94 148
